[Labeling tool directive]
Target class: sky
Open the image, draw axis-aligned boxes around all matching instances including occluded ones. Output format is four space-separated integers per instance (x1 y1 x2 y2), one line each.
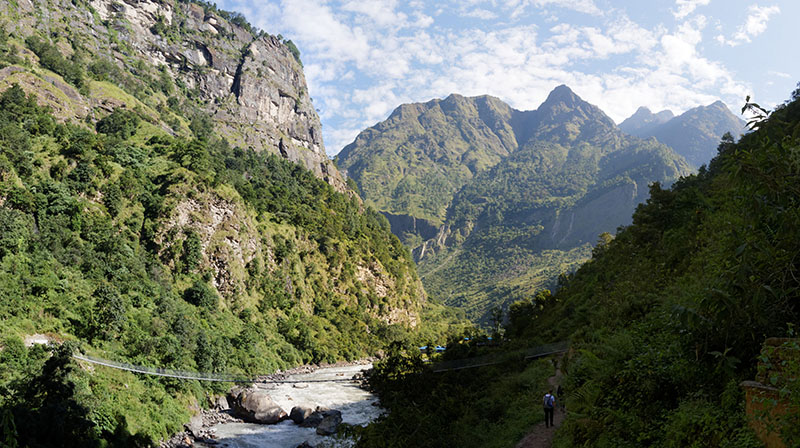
216 0 798 155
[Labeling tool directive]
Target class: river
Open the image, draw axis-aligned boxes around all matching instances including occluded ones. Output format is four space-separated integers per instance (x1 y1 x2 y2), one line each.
204 364 382 448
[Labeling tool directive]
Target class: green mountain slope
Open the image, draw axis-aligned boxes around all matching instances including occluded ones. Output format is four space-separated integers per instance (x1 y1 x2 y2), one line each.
340 85 690 322
620 101 746 168
336 94 522 224
0 0 346 189
0 1 456 445
518 87 800 448
353 87 800 448
419 86 690 321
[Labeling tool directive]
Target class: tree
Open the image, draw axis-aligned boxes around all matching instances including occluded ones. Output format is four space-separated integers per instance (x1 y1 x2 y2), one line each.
181 229 203 273
101 181 123 217
490 306 503 339
92 285 126 341
14 343 100 448
95 108 140 139
592 232 614 257
183 280 218 310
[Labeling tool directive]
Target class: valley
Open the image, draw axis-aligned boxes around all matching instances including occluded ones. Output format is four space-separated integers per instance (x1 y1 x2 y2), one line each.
0 0 797 447
339 85 743 322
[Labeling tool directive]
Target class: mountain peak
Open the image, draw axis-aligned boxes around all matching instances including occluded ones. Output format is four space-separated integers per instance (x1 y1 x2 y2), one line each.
533 85 616 142
619 106 674 137
641 100 745 167
542 84 580 106
709 100 728 109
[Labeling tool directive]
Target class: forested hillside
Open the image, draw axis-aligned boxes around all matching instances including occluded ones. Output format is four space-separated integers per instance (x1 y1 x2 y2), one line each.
418 86 691 322
537 90 800 446
356 86 800 448
0 1 461 445
337 93 520 226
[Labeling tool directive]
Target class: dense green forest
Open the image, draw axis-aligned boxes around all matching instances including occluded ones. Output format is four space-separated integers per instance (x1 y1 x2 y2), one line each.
0 0 476 444
0 79 461 444
358 87 800 447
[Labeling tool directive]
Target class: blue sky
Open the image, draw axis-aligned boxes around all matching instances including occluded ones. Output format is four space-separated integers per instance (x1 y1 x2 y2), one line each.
216 0 798 155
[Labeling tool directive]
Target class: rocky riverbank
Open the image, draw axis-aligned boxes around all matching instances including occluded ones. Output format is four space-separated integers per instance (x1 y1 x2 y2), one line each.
160 361 377 448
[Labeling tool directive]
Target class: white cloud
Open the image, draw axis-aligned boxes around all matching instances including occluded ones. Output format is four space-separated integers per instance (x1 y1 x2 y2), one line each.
280 0 372 65
493 0 603 17
769 71 791 79
735 5 780 40
224 0 753 154
673 0 711 20
532 0 602 15
341 0 406 27
717 4 780 46
411 11 435 27
461 8 498 20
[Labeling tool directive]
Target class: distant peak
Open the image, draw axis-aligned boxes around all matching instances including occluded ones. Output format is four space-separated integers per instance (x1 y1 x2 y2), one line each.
655 110 675 120
619 105 674 135
539 84 587 112
709 100 727 108
444 93 466 101
546 84 578 101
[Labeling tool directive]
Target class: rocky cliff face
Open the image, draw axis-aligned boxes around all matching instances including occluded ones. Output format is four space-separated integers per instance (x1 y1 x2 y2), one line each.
0 0 345 190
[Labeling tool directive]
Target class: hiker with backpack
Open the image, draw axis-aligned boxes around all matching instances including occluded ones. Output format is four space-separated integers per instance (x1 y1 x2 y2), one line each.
543 389 555 428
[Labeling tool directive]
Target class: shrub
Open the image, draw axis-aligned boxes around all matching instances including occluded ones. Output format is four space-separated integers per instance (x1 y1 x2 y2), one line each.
183 280 218 309
95 108 140 139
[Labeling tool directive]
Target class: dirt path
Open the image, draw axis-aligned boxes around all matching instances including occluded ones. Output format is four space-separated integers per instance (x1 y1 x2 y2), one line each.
515 366 565 448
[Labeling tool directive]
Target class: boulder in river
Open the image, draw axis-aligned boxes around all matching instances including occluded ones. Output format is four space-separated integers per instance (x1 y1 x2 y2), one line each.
316 411 343 436
300 408 341 428
232 389 287 424
290 406 314 424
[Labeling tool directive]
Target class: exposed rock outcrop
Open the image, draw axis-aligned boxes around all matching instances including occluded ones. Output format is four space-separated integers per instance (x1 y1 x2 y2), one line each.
0 0 346 191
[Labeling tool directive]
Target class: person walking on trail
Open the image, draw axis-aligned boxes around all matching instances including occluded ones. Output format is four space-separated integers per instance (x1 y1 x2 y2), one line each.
543 389 555 428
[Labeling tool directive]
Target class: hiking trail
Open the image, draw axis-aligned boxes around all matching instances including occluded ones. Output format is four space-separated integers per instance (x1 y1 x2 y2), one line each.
515 364 565 448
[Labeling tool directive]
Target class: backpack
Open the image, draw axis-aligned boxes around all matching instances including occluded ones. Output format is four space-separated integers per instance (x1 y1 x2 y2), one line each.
544 394 554 408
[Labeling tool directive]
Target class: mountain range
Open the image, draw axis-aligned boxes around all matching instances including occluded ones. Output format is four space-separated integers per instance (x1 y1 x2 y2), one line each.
338 85 694 321
619 101 745 167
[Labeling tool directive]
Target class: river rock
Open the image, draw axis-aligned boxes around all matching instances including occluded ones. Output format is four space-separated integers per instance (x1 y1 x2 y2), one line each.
215 395 230 411
316 412 343 436
232 389 287 424
185 412 203 438
290 406 314 424
299 408 341 428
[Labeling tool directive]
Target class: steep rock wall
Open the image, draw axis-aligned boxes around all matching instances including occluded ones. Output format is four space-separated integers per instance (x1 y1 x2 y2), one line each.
1 0 345 190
